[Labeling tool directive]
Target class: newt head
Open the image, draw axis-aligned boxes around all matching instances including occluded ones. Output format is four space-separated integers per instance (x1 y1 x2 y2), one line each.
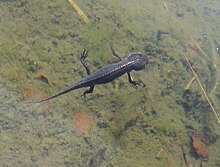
128 53 149 71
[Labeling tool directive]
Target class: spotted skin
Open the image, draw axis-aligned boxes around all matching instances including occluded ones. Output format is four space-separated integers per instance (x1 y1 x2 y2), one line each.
37 46 149 103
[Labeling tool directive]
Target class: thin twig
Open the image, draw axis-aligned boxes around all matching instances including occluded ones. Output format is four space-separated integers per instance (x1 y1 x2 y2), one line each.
182 53 220 124
181 145 189 167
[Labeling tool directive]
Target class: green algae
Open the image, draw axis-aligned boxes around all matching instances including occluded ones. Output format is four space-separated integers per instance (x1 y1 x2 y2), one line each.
1 0 220 166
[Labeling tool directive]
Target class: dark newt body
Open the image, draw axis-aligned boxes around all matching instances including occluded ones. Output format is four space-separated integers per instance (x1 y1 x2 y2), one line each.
38 45 149 103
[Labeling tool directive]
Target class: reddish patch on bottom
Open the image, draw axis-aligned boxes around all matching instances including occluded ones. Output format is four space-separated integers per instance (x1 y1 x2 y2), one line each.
34 72 49 85
192 134 209 159
22 87 50 112
72 111 95 137
188 38 205 53
23 87 35 100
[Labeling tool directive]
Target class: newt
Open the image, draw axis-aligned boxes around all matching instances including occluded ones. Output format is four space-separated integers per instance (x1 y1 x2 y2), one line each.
37 44 149 103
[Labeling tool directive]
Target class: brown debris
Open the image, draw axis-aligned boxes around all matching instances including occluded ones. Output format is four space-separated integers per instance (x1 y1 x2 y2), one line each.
192 134 209 159
23 87 35 100
34 72 49 85
72 111 95 137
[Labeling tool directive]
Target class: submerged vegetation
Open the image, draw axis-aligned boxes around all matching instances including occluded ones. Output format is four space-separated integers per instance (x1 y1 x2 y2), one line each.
0 0 220 166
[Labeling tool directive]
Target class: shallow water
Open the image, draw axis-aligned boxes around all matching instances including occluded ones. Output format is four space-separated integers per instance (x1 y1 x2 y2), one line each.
1 0 220 166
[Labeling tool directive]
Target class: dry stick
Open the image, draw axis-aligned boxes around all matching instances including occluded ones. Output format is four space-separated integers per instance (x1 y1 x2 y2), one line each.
181 145 189 167
67 0 90 25
182 53 220 124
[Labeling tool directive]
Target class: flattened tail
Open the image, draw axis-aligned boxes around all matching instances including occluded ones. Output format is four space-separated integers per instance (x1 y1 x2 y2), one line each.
36 83 82 103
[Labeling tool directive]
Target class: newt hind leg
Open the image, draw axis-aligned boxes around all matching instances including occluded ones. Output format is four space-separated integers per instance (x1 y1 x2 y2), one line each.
80 49 91 75
110 42 124 60
82 85 95 98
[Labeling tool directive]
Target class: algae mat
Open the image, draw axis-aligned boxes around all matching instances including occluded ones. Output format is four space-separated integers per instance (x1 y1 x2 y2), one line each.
1 0 220 166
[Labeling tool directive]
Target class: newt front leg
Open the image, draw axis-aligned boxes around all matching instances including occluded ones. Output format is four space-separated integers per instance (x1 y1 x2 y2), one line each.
80 49 95 97
80 49 91 75
127 72 139 86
